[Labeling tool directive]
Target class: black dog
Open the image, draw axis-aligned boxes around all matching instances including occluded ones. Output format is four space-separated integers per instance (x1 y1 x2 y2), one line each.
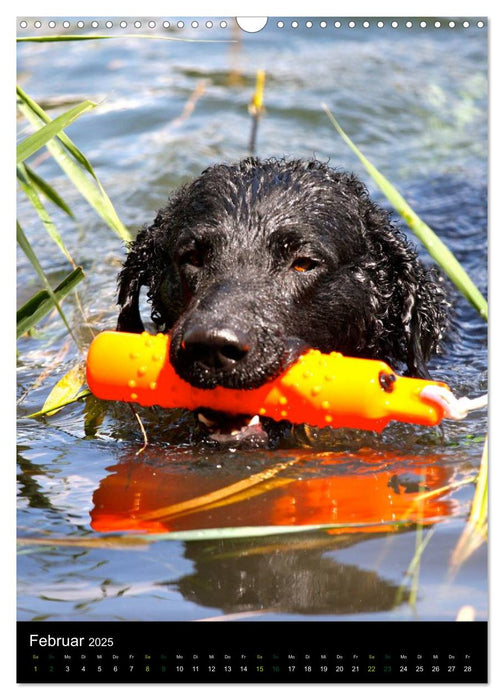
117 158 448 442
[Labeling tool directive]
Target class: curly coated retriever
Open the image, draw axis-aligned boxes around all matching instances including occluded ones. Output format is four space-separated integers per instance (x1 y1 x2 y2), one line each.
117 158 448 443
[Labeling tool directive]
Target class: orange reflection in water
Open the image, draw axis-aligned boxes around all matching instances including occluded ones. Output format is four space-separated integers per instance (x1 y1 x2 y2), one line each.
90 449 457 535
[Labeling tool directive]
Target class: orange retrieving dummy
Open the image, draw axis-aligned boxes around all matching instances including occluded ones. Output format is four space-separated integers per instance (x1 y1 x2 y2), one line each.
85 331 451 432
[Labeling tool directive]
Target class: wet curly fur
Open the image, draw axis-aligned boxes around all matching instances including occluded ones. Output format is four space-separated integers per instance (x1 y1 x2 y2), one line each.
117 158 448 391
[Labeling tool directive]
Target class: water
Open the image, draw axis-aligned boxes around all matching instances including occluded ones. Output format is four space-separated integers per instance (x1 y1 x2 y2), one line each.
17 18 487 622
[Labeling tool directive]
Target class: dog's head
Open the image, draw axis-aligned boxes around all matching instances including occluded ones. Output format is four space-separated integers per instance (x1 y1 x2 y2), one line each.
117 158 448 442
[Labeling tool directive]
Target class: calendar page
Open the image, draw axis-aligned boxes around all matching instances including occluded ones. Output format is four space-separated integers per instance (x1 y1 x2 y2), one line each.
16 16 488 683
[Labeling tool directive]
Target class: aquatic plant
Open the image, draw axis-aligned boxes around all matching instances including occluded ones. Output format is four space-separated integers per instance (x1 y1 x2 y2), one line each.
16 86 130 340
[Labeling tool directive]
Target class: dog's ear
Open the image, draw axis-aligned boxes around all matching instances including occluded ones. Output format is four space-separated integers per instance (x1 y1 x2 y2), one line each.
117 226 158 332
363 205 448 378
399 262 448 378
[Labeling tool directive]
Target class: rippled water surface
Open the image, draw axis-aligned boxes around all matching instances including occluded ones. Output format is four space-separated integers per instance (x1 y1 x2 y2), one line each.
17 18 487 622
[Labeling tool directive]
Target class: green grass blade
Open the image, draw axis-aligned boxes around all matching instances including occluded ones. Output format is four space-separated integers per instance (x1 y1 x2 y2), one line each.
16 221 79 342
17 87 131 241
17 85 100 175
323 104 488 321
17 516 444 548
139 522 384 541
40 362 87 416
450 436 488 572
17 164 74 263
17 34 233 44
28 389 91 418
16 99 96 164
24 164 75 218
470 436 488 533
17 266 84 338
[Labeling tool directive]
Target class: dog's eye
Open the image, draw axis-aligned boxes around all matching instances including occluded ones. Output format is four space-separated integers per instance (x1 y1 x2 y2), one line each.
179 250 204 268
291 257 318 272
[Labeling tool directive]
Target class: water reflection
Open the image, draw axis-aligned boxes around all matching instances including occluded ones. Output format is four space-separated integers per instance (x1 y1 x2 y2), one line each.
88 448 457 616
171 535 408 616
90 448 456 534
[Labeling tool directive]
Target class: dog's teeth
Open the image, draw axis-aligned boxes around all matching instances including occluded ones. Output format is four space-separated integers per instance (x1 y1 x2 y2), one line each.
248 415 261 426
198 413 216 427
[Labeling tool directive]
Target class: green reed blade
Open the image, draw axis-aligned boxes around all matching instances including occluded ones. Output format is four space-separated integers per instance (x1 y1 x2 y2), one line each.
17 164 74 264
17 86 131 241
23 164 75 219
17 99 96 164
27 389 91 418
17 266 84 338
323 104 488 321
17 34 234 44
16 221 80 341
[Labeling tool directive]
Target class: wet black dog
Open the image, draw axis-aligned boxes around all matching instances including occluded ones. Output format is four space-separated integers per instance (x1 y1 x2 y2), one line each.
117 158 448 443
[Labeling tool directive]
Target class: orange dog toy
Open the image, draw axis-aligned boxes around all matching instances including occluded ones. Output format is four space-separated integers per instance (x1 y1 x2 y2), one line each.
86 331 450 432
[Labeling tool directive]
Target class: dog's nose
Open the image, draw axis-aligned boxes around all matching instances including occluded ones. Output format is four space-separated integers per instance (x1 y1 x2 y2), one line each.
181 325 250 370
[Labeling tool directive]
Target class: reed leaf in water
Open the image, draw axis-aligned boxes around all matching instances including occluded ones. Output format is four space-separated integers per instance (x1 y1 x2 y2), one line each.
22 164 75 219
17 164 75 265
16 99 97 164
17 266 84 339
17 518 442 549
17 222 78 342
17 86 131 242
40 362 87 417
323 104 488 321
28 390 91 419
17 34 233 44
16 86 131 338
450 437 488 571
